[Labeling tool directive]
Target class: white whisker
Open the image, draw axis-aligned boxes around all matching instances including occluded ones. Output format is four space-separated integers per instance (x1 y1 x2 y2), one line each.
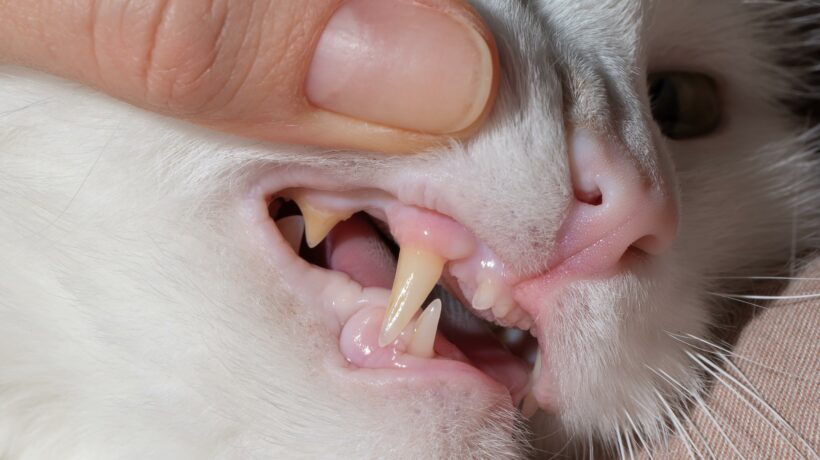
651 366 747 460
688 352 814 457
653 389 698 460
625 410 653 460
705 292 771 309
673 333 819 384
705 275 820 281
616 425 626 460
651 368 716 459
707 291 820 301
718 354 819 458
624 426 636 460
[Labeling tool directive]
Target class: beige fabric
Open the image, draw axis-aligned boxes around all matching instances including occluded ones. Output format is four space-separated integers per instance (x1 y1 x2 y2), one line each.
643 260 820 459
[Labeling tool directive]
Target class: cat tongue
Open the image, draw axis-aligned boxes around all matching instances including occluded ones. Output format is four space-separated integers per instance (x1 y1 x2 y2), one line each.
325 215 396 289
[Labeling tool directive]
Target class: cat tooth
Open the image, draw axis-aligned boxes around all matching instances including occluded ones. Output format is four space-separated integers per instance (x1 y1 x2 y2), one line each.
520 350 542 418
276 215 304 252
533 349 541 376
471 279 495 311
492 296 514 318
293 199 351 248
406 299 442 359
379 247 446 347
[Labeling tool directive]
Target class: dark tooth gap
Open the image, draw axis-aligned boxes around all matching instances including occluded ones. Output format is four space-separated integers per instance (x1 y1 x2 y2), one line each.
267 194 537 371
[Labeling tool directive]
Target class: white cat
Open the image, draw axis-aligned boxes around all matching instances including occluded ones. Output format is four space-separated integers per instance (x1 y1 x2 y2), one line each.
1 0 817 458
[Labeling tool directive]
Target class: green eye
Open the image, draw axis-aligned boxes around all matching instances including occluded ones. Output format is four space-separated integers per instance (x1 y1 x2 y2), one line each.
648 73 721 140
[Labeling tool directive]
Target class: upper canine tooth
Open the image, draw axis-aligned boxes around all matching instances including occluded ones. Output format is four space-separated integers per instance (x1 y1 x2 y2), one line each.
407 299 442 358
275 215 304 252
292 199 351 248
379 247 445 347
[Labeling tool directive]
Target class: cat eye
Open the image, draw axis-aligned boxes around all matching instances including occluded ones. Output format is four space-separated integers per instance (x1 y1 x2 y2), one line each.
648 72 721 139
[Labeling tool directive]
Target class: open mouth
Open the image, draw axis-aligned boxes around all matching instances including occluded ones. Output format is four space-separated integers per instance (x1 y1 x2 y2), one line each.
241 131 677 420
245 176 542 414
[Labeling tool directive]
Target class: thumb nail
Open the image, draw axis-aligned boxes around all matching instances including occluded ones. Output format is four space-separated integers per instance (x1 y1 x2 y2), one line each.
306 0 495 135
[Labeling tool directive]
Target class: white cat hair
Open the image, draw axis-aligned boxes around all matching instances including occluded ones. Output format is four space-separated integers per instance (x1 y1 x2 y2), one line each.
0 0 817 458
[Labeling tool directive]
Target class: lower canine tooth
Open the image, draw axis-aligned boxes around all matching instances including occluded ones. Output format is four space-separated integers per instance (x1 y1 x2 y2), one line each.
407 299 442 358
379 247 445 346
520 350 542 418
276 215 304 252
292 199 351 248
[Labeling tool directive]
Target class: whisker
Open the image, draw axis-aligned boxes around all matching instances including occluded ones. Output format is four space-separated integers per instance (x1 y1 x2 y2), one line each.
688 352 815 458
615 425 626 460
717 354 819 458
651 366 747 460
705 275 820 281
704 292 771 309
653 389 698 460
651 368 717 460
624 410 653 460
707 291 820 301
671 333 819 384
624 425 636 460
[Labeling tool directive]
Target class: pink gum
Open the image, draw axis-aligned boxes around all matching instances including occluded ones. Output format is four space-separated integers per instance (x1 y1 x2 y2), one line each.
385 204 475 260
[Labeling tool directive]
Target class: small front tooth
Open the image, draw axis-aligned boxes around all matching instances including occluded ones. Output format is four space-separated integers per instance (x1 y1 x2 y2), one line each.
276 215 304 252
379 247 445 346
292 199 351 248
492 296 514 318
407 299 442 358
471 279 495 311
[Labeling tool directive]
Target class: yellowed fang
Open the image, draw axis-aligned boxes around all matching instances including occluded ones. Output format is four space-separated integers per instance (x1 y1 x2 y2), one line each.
379 247 445 346
275 215 305 252
407 299 442 358
292 198 352 248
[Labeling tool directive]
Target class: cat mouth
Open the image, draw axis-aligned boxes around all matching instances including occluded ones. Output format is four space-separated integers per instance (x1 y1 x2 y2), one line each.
244 174 542 413
243 132 677 416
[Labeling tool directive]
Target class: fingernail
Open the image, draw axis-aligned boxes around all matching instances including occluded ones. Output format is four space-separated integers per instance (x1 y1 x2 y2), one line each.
306 0 494 135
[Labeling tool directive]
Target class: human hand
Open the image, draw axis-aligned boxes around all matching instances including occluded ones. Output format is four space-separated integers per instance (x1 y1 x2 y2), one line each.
0 0 498 153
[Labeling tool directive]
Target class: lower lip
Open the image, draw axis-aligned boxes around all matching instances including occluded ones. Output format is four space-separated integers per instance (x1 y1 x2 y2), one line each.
339 306 525 407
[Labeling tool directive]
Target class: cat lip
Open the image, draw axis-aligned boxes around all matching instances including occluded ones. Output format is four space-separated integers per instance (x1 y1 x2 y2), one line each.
242 167 537 410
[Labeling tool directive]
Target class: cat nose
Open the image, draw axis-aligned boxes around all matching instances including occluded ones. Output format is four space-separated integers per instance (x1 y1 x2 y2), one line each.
549 131 678 272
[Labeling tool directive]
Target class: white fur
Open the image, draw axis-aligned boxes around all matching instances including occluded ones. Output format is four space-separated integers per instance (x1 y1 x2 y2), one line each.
1 0 817 458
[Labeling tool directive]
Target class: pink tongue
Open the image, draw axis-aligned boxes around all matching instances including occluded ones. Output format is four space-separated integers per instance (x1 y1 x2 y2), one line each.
325 215 396 289
439 309 531 403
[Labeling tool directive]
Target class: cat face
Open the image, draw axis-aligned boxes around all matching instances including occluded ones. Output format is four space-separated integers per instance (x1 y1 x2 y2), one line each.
0 0 816 458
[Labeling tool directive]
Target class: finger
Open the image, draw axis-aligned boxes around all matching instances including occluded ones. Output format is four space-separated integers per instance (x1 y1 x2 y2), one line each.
0 0 499 153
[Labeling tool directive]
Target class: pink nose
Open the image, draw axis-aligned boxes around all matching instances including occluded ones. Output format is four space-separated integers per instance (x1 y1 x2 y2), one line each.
550 131 677 273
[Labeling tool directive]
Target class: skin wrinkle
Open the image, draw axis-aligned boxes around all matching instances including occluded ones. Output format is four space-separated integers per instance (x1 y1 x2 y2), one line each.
140 0 172 86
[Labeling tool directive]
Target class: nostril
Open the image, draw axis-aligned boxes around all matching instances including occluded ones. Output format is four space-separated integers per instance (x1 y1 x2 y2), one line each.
552 129 678 275
573 186 602 206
